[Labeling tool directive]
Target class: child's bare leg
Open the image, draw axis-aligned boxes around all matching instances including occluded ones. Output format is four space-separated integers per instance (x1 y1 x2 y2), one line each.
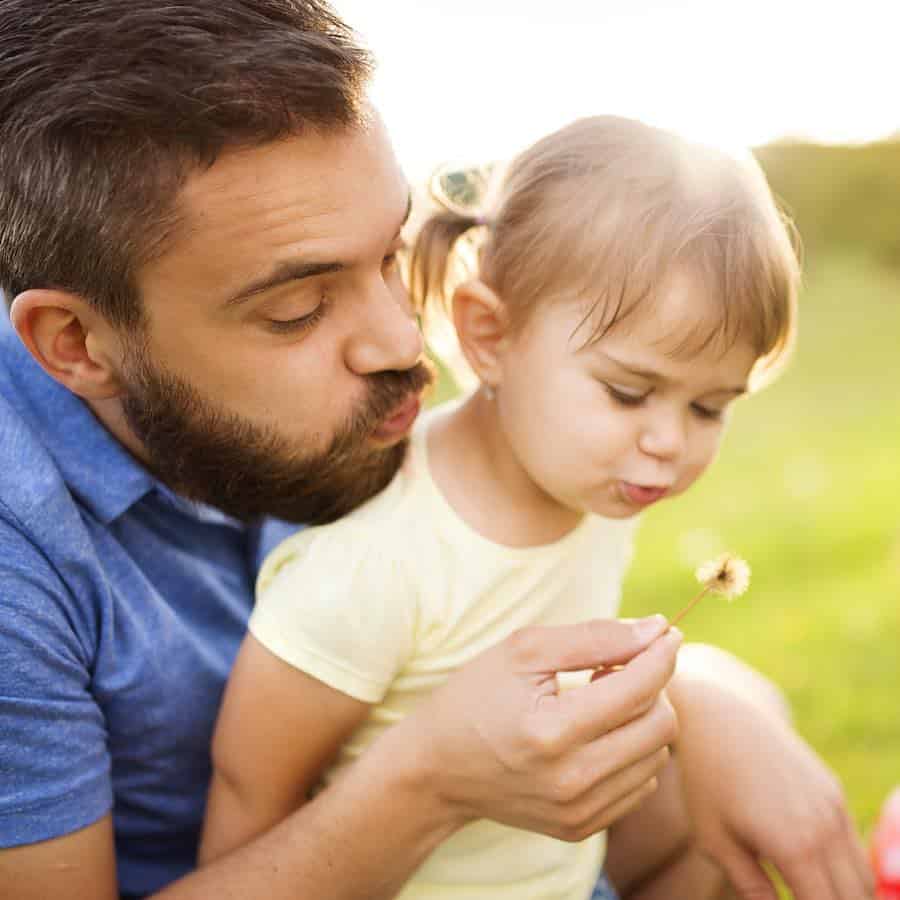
604 750 728 900
605 643 791 900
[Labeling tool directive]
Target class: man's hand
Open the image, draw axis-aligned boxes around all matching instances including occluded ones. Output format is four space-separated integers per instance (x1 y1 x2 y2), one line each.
669 647 875 900
386 615 682 841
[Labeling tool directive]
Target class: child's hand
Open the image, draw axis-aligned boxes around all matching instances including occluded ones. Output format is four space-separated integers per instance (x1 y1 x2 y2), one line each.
389 615 681 840
670 655 873 900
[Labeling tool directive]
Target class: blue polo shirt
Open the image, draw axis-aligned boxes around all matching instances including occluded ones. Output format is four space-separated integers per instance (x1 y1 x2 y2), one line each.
0 324 297 895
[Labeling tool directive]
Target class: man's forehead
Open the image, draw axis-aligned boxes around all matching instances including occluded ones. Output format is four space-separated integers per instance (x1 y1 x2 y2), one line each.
138 123 408 307
179 130 388 239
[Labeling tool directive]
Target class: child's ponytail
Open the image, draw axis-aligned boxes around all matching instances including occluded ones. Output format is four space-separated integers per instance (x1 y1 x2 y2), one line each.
406 178 489 318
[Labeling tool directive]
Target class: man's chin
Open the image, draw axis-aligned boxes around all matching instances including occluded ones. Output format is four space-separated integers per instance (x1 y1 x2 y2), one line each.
119 346 429 524
280 438 409 525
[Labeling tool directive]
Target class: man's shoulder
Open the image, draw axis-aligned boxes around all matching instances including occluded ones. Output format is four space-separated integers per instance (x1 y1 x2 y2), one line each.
0 411 100 677
0 409 95 643
0 394 74 539
0 326 154 535
0 329 100 621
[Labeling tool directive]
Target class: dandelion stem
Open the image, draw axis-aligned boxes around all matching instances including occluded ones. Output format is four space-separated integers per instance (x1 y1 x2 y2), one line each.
670 585 713 628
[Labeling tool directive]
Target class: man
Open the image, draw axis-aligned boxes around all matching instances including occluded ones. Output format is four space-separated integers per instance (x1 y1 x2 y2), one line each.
0 2 873 899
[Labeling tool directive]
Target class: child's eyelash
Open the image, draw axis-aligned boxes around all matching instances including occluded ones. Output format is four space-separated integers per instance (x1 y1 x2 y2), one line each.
691 403 723 422
604 384 648 407
605 383 724 423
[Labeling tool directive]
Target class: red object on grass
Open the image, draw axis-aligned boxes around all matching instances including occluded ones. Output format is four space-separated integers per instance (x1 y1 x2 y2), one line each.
873 787 900 899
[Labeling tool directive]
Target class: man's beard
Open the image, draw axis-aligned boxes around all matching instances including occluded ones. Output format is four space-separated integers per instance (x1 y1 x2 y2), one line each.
119 344 434 525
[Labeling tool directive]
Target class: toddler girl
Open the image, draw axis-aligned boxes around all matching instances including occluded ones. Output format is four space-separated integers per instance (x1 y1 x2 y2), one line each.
199 115 798 900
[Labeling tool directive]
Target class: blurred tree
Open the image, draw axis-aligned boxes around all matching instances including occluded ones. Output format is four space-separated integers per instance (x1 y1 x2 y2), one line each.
755 140 900 268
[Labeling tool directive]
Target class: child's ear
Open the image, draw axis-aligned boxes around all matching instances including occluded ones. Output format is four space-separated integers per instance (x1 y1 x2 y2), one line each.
451 279 509 389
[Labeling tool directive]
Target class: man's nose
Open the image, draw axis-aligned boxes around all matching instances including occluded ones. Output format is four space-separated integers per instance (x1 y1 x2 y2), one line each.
345 279 424 375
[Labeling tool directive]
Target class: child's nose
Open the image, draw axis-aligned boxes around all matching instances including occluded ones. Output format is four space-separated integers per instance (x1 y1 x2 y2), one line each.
637 410 687 461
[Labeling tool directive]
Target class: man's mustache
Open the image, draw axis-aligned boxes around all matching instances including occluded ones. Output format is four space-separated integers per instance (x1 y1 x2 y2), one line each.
350 360 436 436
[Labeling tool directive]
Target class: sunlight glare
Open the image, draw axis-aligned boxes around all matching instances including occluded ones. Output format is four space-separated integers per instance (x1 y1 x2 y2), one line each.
333 0 897 180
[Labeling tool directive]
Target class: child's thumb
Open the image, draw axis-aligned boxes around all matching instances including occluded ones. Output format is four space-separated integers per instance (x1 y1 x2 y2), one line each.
715 837 778 900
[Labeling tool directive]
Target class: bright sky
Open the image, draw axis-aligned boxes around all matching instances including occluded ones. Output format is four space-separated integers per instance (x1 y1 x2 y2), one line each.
332 0 897 180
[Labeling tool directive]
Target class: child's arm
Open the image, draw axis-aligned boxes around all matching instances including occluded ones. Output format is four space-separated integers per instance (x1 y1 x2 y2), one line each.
198 633 371 865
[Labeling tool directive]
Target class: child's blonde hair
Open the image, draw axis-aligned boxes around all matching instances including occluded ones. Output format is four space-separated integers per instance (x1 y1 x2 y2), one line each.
408 116 799 387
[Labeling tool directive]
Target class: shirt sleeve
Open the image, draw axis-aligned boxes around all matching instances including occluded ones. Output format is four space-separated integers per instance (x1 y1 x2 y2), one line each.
249 523 417 704
0 511 112 848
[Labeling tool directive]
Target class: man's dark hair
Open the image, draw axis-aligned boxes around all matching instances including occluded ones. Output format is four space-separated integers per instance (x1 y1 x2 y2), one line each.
0 0 372 327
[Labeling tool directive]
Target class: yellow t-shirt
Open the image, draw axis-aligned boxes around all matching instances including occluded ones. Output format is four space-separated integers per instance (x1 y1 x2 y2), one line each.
250 407 637 900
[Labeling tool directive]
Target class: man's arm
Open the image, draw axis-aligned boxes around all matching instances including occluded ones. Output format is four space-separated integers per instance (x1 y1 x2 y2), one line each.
0 733 454 900
0 520 117 898
0 617 680 900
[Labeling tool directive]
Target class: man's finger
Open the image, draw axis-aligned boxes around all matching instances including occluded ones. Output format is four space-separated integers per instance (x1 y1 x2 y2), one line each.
575 776 661 839
509 615 670 674
556 630 682 740
563 746 669 814
576 697 678 779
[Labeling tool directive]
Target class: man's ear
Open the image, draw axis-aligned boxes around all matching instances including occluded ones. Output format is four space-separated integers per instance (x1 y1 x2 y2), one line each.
9 289 125 400
451 279 510 389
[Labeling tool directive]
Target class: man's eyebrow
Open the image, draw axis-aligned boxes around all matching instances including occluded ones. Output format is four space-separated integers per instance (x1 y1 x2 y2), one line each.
224 260 344 308
597 350 747 395
224 191 412 309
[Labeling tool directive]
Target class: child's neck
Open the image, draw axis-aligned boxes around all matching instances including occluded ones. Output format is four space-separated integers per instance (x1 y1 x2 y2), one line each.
426 389 585 549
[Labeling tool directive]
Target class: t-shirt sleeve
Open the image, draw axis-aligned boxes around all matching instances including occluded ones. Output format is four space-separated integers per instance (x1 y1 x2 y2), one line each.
249 523 417 704
0 513 112 848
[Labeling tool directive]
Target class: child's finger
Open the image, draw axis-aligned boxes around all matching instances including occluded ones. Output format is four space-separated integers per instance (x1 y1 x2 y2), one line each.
825 813 875 899
712 835 779 900
844 807 877 896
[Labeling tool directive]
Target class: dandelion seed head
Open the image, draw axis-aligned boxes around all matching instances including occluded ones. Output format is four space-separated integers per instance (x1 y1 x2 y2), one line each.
695 553 751 600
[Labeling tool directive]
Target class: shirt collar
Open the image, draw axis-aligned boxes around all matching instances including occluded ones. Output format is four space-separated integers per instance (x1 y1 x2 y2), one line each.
153 481 247 531
2 328 156 524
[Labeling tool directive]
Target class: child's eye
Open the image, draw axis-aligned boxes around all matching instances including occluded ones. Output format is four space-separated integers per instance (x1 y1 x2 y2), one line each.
604 383 649 407
691 403 724 422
